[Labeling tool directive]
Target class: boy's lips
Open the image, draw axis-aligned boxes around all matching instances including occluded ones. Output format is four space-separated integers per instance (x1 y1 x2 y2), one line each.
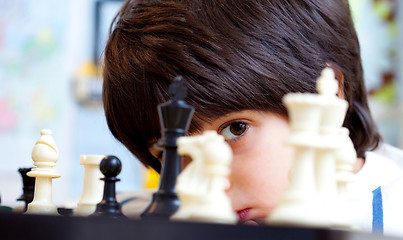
237 208 251 221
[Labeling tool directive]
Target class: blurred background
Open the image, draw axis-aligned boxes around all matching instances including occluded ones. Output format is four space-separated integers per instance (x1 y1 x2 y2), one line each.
0 0 402 208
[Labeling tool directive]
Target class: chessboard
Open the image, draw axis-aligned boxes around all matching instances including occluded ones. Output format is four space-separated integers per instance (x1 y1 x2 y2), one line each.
0 211 399 240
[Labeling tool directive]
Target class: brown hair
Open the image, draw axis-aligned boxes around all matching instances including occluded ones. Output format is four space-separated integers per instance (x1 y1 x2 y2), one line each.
103 0 381 172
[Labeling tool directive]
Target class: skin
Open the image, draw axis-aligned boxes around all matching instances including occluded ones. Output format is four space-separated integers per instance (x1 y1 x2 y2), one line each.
150 110 365 225
202 110 295 225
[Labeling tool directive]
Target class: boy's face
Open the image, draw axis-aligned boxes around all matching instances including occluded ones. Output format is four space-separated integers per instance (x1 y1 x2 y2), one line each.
150 110 294 224
200 110 294 225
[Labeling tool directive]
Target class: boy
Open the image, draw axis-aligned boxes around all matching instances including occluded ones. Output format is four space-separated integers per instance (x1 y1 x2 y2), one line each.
103 0 403 233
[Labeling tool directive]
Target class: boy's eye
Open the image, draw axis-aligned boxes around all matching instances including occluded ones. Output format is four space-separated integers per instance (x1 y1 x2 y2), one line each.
220 121 248 141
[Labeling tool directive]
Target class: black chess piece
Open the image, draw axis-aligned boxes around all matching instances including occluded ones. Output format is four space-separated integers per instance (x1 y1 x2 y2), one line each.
57 207 74 216
141 76 195 220
0 190 12 212
17 168 35 212
90 155 126 218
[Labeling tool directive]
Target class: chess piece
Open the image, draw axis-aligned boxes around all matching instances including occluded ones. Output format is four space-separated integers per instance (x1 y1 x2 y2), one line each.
17 168 36 212
315 68 348 226
332 127 357 228
267 78 325 227
0 193 13 212
90 155 126 218
74 155 105 216
335 128 356 195
141 76 195 220
267 68 352 227
171 131 237 224
57 207 74 216
26 129 61 215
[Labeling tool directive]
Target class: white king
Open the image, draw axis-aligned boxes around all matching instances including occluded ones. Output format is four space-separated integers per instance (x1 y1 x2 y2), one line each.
267 68 356 229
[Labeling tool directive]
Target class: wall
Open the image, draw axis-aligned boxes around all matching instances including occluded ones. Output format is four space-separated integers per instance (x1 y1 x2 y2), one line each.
0 0 143 208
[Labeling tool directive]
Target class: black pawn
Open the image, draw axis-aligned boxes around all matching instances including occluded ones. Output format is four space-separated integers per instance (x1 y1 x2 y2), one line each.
90 155 126 218
141 76 195 220
17 168 35 212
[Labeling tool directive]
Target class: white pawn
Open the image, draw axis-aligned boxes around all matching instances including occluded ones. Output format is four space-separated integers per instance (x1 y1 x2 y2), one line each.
26 129 61 214
332 127 357 228
171 131 237 224
74 155 105 216
335 128 356 194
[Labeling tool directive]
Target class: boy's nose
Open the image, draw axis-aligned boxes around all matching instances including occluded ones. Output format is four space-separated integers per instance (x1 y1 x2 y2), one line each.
225 182 243 211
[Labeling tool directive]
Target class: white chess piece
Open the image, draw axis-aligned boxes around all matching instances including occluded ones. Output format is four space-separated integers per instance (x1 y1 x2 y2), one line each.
267 91 325 227
332 127 357 228
26 129 61 214
74 155 105 216
171 131 237 224
315 68 348 226
335 128 356 194
267 67 353 228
